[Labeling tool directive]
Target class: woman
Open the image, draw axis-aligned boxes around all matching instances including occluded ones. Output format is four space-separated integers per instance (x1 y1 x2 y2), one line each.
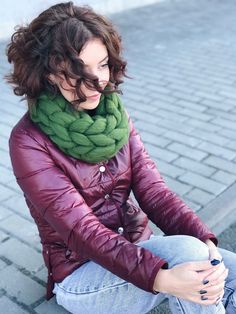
5 2 236 313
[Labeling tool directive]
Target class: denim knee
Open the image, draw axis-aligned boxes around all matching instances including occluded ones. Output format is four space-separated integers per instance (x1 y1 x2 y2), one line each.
169 235 210 266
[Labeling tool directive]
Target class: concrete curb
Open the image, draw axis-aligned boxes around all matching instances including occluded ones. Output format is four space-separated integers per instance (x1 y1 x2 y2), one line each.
198 182 236 236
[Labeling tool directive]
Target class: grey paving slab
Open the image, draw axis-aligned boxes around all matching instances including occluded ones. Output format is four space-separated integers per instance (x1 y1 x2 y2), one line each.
0 215 41 251
134 120 167 136
173 156 216 177
201 99 234 112
2 195 34 221
211 170 236 186
35 267 47 284
164 175 192 197
0 164 14 185
167 142 208 161
35 297 69 314
185 118 222 133
0 295 28 314
0 258 8 271
179 172 227 195
189 129 231 146
0 136 9 152
220 128 236 141
174 99 207 113
4 178 24 195
203 156 236 175
0 229 9 243
0 204 13 221
0 149 13 169
225 141 236 150
163 130 201 148
185 188 215 207
140 130 171 148
0 184 15 202
181 197 201 213
0 265 45 305
198 142 236 161
146 143 179 163
206 108 236 122
0 238 44 273
153 159 186 179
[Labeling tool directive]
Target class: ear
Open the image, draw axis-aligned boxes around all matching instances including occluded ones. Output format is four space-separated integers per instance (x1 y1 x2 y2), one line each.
48 74 56 85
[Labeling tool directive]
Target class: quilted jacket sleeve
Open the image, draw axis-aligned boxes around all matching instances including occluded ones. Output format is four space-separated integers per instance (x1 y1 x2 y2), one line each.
129 117 218 245
9 125 167 294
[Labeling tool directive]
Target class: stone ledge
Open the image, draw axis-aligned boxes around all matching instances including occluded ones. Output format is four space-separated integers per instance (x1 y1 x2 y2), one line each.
198 182 236 236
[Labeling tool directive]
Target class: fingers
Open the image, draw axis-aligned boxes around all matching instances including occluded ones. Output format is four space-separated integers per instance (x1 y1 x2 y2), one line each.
204 263 228 285
208 246 222 260
187 260 213 271
191 286 225 306
193 264 228 305
200 281 225 298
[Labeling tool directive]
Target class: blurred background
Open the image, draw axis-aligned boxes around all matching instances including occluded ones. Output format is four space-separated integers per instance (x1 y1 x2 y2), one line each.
0 0 162 40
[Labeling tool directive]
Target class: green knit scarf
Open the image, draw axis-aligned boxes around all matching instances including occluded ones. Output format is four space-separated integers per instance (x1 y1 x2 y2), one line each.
29 92 129 163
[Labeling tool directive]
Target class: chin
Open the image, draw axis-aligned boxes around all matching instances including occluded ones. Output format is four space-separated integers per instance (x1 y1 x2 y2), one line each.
83 99 100 110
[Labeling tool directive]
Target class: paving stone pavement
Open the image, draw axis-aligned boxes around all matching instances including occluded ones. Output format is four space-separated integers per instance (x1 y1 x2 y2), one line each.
0 0 236 313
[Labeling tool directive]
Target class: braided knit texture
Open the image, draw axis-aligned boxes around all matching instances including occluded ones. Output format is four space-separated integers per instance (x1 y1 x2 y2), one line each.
29 92 129 163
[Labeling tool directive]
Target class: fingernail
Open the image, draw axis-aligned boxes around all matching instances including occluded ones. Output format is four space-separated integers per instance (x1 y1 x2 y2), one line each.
203 279 209 285
211 259 221 266
201 296 208 301
199 290 207 295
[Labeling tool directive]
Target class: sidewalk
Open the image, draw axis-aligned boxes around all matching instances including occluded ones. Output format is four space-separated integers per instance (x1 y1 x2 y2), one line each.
0 0 236 313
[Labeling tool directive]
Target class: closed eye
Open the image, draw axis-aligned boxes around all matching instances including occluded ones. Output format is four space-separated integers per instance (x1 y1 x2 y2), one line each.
101 63 109 68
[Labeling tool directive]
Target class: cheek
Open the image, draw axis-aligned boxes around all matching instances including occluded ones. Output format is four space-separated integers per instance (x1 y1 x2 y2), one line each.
59 89 75 102
60 78 76 89
105 68 110 81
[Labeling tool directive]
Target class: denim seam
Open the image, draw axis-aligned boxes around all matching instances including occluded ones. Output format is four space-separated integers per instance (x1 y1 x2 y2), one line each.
57 281 131 295
224 285 234 309
174 297 185 314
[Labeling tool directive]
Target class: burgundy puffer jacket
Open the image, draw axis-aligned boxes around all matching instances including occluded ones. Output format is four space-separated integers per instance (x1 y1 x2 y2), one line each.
9 111 217 300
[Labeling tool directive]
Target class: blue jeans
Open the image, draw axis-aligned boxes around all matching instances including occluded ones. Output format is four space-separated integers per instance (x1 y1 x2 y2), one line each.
53 235 236 313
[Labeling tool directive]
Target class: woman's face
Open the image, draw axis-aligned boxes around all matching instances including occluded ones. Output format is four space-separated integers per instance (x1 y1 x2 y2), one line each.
49 38 110 111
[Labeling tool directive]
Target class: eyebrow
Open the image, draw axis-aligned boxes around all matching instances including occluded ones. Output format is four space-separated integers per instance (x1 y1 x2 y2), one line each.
83 55 109 67
99 55 109 63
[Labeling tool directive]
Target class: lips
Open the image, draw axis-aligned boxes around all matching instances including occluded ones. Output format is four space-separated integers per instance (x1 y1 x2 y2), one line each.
87 94 100 100
88 94 99 98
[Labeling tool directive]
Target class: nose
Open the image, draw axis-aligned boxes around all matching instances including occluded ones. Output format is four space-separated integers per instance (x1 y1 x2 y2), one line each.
88 69 107 87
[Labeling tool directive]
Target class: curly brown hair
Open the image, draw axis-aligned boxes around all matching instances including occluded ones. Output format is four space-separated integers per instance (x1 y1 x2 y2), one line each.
5 1 128 107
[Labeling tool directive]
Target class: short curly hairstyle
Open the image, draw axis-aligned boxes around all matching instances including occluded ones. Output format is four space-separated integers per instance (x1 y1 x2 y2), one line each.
5 1 127 108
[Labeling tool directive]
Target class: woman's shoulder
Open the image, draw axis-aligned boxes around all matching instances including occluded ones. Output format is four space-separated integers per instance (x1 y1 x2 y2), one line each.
9 111 50 149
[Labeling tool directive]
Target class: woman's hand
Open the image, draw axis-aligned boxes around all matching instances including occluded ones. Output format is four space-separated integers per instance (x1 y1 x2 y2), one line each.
205 239 222 262
153 259 228 305
203 239 227 304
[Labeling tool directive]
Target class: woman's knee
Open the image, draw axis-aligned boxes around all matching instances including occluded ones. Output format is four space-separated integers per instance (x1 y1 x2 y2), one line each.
170 235 210 266
138 235 210 267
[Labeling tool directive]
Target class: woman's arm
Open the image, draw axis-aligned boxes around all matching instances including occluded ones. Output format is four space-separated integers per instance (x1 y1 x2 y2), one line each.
9 126 167 294
128 117 217 245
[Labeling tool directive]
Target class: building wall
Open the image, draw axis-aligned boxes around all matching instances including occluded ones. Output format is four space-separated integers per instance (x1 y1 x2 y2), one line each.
0 0 163 40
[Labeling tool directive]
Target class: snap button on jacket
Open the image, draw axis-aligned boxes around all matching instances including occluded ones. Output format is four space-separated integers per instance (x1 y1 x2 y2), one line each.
9 111 217 300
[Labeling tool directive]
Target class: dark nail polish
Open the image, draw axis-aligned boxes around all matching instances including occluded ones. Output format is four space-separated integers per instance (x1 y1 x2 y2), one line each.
203 279 209 285
201 296 208 301
199 290 207 295
211 259 221 266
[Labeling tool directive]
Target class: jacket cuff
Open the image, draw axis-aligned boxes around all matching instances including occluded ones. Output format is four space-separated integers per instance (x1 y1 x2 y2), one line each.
149 259 168 295
199 234 218 246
